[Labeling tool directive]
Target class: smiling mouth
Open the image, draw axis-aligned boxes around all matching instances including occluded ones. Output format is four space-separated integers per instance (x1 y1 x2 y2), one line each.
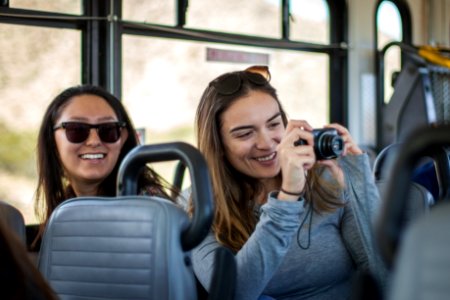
80 153 106 160
255 152 276 162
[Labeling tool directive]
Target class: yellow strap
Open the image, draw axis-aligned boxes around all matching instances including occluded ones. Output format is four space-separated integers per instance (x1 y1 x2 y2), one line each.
418 46 450 69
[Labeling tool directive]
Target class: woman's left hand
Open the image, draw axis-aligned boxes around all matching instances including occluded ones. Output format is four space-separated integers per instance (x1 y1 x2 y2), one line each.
325 123 363 156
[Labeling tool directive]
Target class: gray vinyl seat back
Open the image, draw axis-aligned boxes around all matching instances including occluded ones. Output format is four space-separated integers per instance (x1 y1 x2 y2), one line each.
38 142 217 300
38 196 195 300
0 200 26 244
387 202 450 300
375 125 450 299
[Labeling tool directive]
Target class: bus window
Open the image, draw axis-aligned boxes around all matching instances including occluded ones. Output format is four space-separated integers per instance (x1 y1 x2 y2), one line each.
123 0 175 26
8 0 81 14
186 0 280 38
377 1 402 103
290 0 329 44
0 24 81 224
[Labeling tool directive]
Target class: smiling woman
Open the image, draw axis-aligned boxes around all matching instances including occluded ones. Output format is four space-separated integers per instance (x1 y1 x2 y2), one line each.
192 66 386 300
32 85 177 249
53 94 129 196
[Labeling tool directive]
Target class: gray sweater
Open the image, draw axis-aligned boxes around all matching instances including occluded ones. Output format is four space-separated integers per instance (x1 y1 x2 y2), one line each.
192 154 385 300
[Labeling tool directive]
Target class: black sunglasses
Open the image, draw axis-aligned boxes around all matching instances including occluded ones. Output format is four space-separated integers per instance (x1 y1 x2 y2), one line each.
210 65 271 95
53 121 126 143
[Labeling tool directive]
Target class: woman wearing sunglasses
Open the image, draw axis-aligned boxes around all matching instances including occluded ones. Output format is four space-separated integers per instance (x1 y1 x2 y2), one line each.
33 85 175 248
192 66 385 299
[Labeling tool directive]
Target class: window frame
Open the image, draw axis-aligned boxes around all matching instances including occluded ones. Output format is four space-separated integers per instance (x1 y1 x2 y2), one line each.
0 0 349 125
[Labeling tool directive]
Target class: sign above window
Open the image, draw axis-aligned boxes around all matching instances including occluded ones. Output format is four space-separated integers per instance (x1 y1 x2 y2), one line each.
206 47 269 65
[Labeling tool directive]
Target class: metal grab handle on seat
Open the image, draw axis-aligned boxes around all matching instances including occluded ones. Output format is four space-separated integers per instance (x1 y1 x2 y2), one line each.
117 142 214 251
433 147 450 200
376 125 450 268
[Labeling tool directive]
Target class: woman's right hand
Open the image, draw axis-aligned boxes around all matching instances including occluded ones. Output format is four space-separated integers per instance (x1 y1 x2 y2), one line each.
276 120 316 201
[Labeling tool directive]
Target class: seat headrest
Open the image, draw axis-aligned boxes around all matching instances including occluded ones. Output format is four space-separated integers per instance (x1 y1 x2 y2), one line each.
0 200 26 244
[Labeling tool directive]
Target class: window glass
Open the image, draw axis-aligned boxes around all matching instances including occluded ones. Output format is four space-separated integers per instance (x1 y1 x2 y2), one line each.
9 0 81 14
122 0 175 25
377 1 402 48
186 0 280 38
290 0 329 44
122 35 329 184
0 24 81 224
377 1 402 102
383 47 401 103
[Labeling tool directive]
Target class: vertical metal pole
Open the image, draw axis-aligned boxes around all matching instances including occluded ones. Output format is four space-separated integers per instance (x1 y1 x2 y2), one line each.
281 0 290 39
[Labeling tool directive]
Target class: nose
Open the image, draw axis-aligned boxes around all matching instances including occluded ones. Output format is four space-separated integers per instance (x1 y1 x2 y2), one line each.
255 131 274 150
85 128 102 145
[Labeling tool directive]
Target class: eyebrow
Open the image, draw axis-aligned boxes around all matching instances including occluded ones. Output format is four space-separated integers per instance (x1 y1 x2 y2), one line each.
66 116 118 122
229 112 282 133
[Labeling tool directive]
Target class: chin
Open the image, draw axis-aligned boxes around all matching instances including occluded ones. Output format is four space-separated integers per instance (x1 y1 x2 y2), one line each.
82 173 110 182
254 170 279 179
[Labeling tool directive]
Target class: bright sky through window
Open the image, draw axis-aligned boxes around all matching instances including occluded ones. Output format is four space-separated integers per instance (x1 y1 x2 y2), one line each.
377 1 402 40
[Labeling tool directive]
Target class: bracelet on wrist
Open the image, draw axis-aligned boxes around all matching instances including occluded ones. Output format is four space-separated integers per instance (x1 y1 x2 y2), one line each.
280 188 304 197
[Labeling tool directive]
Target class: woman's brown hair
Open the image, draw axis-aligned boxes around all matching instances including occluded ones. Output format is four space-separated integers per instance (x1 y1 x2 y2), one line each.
0 219 58 299
195 67 343 252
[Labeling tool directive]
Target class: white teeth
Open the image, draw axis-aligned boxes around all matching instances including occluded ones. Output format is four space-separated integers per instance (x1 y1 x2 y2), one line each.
81 153 105 159
256 152 276 162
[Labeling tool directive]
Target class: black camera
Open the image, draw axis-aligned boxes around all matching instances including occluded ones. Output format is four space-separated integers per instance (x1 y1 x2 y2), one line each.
294 128 344 160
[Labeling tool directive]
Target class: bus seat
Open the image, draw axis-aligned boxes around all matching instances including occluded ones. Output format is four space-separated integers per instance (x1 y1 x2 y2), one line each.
375 125 450 299
0 214 58 300
374 144 434 225
352 125 450 300
38 196 197 300
374 141 450 203
0 200 26 244
373 143 401 181
387 202 450 300
37 142 235 300
355 178 433 300
379 43 450 149
376 179 434 223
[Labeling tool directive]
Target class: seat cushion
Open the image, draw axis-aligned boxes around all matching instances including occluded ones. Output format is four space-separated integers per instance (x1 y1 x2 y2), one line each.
38 196 197 300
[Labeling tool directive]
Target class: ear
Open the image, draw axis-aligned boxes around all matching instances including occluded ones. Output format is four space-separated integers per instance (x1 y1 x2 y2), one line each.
135 131 143 145
120 128 129 147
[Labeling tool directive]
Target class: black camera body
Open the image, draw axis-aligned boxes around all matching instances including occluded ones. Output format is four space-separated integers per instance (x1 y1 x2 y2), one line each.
294 128 344 160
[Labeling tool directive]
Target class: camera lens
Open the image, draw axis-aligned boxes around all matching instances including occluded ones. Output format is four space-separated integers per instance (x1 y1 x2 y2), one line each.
315 133 344 160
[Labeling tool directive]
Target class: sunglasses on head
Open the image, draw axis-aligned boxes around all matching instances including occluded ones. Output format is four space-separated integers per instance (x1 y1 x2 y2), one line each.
53 121 126 143
210 65 271 95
